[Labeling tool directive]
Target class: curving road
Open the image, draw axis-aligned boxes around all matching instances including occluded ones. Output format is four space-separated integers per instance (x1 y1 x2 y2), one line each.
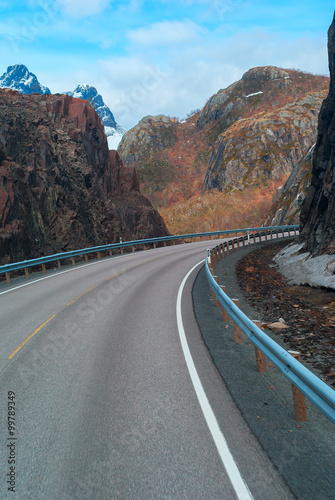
0 241 294 499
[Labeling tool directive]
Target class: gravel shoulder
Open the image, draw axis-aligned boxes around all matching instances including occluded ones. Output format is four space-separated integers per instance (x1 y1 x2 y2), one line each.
192 239 335 500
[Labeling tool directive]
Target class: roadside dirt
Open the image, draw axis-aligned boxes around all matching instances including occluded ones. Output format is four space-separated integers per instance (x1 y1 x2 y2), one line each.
236 240 335 388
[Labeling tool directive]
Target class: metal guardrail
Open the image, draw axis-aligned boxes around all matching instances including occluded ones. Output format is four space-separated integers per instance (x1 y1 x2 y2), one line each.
0 225 298 278
205 241 335 424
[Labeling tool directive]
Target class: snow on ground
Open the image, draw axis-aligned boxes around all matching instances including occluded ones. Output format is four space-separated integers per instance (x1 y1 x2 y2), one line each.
274 242 335 289
245 91 264 98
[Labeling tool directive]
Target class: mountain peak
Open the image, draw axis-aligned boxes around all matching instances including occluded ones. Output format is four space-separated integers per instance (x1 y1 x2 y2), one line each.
66 84 125 146
0 64 51 95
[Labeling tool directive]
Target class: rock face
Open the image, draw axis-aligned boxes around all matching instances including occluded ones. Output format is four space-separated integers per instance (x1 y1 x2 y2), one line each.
0 90 168 264
0 64 51 95
201 70 327 192
264 145 315 226
299 14 335 256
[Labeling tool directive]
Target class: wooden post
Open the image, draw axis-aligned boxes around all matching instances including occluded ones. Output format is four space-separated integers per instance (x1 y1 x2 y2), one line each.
270 230 273 240
71 257 75 266
24 268 29 279
294 227 297 236
220 286 229 322
242 236 245 248
57 260 61 269
221 244 225 258
214 276 220 307
276 229 278 239
289 351 307 422
265 231 268 242
42 263 46 274
97 251 101 260
154 242 156 249
237 238 240 250
217 246 221 261
132 246 135 253
232 299 242 343
109 250 112 257
84 254 89 262
121 247 124 254
253 321 267 373
6 272 10 285
231 240 235 252
226 243 229 256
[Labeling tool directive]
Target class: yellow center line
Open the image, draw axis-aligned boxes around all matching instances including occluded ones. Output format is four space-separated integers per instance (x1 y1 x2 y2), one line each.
8 256 158 360
66 284 98 306
8 315 56 360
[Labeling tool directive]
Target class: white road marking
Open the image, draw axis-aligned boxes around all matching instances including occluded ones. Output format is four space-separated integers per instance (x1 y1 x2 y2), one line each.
176 260 254 500
0 254 128 296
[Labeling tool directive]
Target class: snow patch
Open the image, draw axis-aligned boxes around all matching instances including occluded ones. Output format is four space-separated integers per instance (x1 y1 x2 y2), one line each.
245 91 263 98
274 243 335 289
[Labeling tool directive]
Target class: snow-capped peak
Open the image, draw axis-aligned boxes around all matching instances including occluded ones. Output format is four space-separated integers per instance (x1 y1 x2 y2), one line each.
0 64 51 95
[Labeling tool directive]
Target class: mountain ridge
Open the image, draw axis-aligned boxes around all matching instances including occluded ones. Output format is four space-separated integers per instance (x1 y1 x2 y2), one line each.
0 64 124 148
117 66 329 234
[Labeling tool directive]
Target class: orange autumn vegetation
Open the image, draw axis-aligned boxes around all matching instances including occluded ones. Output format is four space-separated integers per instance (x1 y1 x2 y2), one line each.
159 178 286 235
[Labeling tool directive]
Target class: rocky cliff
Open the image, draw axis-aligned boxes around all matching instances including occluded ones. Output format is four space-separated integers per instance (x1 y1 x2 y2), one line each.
299 14 335 256
0 90 168 264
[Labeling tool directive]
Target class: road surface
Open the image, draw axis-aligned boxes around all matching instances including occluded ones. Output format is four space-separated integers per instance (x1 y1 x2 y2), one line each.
0 241 294 499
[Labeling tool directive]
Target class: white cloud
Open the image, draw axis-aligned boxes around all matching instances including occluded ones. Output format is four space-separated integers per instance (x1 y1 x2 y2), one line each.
57 0 112 18
127 19 203 47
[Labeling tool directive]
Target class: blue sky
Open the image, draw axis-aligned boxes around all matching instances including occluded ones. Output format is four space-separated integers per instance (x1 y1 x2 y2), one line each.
0 1 334 130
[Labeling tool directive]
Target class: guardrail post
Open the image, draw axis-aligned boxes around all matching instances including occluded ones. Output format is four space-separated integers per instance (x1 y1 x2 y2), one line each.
242 236 245 248
221 244 225 258
97 252 101 260
109 250 113 257
84 254 88 262
247 230 250 246
264 231 268 242
213 276 220 307
294 227 297 236
6 272 10 285
71 257 75 266
237 237 240 250
132 246 135 253
57 260 61 269
253 321 267 373
289 351 307 421
220 286 229 322
42 264 46 274
231 240 235 253
270 230 273 240
232 299 242 343
24 268 29 279
226 242 229 256
121 247 124 254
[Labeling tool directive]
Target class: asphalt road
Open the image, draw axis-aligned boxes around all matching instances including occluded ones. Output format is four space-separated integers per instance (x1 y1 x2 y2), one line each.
0 241 294 499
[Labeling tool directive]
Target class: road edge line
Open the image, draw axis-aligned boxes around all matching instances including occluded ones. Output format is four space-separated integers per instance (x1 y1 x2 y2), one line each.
176 260 254 500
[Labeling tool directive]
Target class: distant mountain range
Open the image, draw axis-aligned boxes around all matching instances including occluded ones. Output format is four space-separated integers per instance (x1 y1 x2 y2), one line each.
0 64 124 148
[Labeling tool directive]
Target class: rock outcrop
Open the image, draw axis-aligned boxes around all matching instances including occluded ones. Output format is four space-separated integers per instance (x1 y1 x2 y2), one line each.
0 90 168 264
201 72 327 192
264 145 315 226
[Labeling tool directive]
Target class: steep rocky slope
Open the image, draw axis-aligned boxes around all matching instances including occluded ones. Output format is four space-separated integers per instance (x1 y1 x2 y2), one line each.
264 145 314 226
118 67 329 232
0 89 168 264
299 14 335 256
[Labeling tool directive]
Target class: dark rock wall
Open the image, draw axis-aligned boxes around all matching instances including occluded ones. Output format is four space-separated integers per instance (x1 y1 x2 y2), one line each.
0 90 168 264
300 13 335 255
